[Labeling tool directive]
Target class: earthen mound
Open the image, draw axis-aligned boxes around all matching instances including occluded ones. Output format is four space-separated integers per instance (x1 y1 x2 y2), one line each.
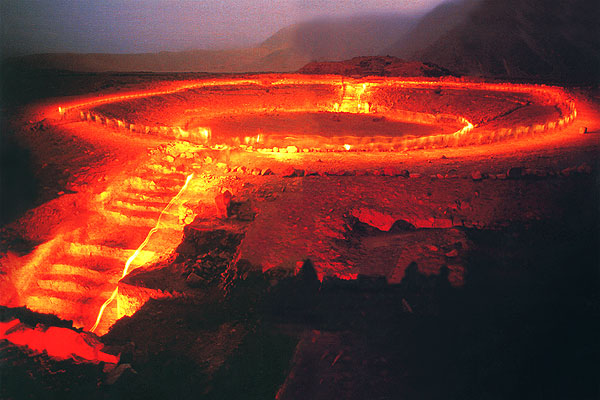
298 56 453 77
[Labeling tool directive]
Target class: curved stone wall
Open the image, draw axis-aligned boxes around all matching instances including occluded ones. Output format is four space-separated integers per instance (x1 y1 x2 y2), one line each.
59 75 577 152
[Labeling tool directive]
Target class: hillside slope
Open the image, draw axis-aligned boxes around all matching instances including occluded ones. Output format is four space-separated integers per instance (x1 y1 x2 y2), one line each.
260 14 416 69
415 0 600 82
385 0 480 59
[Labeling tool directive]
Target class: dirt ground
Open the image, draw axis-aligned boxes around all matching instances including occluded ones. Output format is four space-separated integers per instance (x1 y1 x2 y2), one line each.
1 71 598 399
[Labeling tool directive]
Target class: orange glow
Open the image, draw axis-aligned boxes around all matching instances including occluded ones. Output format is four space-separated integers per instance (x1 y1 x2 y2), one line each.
0 319 118 364
56 75 575 153
90 173 194 332
1 74 583 339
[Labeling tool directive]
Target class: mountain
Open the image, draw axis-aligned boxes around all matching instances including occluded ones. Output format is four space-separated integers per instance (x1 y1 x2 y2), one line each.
260 14 416 69
298 56 453 77
4 14 416 73
385 0 480 59
410 0 600 82
7 1 596 83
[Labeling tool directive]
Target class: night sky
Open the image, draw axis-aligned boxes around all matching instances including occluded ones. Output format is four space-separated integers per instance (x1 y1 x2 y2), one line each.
1 0 443 56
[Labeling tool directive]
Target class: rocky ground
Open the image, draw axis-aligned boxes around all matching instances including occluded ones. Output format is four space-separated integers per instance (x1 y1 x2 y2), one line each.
0 71 598 399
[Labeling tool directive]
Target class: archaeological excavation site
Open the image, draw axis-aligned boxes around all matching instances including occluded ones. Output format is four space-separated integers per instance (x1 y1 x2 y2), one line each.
1 1 598 399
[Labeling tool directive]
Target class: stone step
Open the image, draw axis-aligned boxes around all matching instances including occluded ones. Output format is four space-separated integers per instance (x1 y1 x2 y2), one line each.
37 269 119 288
101 210 157 227
24 293 92 317
101 210 183 230
54 253 125 274
102 204 181 221
110 200 169 213
45 263 107 279
36 279 94 294
115 191 179 204
122 176 182 192
25 285 115 304
64 242 156 266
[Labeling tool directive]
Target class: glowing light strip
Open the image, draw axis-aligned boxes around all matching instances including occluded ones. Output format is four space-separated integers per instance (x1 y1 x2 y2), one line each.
89 289 117 334
58 79 263 115
90 173 194 333
59 77 572 118
59 77 575 153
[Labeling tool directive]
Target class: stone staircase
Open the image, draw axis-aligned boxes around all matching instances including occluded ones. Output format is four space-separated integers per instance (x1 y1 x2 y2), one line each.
20 158 194 334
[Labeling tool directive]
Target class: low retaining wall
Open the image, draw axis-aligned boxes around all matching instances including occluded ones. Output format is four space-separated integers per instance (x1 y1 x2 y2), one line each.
58 76 577 152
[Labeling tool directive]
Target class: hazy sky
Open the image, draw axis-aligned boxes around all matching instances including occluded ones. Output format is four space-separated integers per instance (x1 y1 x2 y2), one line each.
1 0 444 56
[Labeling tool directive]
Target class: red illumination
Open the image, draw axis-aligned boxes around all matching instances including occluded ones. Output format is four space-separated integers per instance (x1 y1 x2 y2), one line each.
0 74 584 338
0 319 118 364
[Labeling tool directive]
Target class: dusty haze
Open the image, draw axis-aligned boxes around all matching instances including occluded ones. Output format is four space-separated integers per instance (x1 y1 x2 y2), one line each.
1 0 442 57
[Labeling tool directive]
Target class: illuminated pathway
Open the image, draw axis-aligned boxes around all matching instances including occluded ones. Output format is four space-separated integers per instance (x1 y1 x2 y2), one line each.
89 172 194 332
12 140 215 334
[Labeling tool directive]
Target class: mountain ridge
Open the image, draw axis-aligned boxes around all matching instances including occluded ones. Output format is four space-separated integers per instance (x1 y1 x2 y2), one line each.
411 0 600 82
3 1 598 83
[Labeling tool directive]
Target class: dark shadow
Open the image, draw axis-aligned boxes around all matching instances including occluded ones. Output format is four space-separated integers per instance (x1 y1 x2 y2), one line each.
0 128 39 226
